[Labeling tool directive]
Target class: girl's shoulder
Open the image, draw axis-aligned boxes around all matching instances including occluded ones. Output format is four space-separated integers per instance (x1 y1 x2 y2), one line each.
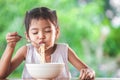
17 45 28 58
55 43 69 53
56 43 69 47
18 45 27 51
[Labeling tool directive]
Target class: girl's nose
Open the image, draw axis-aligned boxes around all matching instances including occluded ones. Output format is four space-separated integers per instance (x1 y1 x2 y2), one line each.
37 31 45 39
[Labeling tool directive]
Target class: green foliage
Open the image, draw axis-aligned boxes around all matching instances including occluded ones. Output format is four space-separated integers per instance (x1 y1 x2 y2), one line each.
104 27 120 57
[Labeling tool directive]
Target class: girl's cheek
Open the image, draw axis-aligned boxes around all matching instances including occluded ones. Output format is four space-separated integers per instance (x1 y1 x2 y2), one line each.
36 36 39 39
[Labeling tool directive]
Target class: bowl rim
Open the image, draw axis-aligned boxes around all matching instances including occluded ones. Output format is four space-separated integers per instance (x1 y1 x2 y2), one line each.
26 63 65 65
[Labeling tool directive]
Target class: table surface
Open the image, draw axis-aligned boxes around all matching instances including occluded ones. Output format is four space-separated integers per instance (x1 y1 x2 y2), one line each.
95 78 120 80
7 78 120 80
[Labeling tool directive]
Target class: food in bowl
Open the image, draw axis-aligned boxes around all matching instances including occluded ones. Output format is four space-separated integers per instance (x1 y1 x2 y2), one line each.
26 63 64 79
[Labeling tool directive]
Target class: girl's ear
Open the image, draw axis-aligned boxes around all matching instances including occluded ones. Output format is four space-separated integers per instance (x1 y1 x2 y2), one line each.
55 27 60 40
25 32 30 42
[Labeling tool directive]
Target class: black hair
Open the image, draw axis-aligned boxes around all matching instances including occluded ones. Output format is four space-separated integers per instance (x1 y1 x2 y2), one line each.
24 7 58 34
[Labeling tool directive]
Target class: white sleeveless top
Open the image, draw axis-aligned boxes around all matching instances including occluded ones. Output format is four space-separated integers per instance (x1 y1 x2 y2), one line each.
22 43 71 79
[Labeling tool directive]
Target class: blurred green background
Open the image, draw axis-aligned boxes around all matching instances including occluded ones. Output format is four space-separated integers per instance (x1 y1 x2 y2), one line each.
0 0 120 78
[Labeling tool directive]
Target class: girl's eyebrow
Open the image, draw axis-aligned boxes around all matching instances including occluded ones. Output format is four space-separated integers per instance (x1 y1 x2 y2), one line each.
44 26 51 28
30 28 38 30
30 25 51 30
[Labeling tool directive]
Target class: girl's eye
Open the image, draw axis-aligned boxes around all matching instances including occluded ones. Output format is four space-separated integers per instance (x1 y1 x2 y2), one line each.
44 29 52 33
32 31 38 34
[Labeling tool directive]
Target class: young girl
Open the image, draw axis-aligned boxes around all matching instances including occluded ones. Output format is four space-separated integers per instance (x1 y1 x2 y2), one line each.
0 7 95 79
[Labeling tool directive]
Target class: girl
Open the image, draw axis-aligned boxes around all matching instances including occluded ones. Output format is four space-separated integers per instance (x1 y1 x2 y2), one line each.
0 7 95 79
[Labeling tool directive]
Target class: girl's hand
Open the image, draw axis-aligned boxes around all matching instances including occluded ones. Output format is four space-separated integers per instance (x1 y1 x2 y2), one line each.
79 68 95 80
6 32 21 48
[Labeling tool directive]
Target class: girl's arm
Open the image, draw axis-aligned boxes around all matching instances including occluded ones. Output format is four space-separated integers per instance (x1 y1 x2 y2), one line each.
0 46 27 78
0 45 15 78
68 46 95 80
0 32 27 78
68 47 88 69
8 46 27 77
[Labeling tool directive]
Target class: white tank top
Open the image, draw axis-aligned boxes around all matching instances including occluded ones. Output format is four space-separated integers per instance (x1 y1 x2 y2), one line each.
22 43 71 79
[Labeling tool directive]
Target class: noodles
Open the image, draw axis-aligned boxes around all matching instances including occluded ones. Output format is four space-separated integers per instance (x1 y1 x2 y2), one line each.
39 44 45 63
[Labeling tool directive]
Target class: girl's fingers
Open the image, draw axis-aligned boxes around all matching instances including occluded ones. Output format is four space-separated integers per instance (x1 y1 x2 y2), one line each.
6 36 21 42
84 71 92 79
7 39 20 43
6 36 20 40
80 69 86 80
6 32 20 37
6 32 21 43
6 32 22 48
6 32 17 37
8 32 18 36
79 69 83 79
80 69 95 80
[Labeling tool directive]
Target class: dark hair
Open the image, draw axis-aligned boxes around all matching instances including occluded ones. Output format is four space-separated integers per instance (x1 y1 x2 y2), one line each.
24 7 58 34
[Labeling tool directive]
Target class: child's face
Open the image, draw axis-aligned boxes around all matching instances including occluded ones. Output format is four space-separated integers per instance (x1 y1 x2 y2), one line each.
27 19 59 50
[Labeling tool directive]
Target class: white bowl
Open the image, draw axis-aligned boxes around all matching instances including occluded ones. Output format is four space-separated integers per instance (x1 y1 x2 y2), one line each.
26 63 64 79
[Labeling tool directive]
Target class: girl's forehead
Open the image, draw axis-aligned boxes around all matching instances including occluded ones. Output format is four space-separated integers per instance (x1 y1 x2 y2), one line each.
31 19 50 25
29 19 54 29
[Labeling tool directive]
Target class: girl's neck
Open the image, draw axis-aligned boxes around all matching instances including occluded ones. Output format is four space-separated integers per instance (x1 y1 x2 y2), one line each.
45 44 57 56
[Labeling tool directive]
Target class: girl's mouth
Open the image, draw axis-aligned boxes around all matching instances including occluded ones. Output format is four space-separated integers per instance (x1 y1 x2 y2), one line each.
39 41 45 45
